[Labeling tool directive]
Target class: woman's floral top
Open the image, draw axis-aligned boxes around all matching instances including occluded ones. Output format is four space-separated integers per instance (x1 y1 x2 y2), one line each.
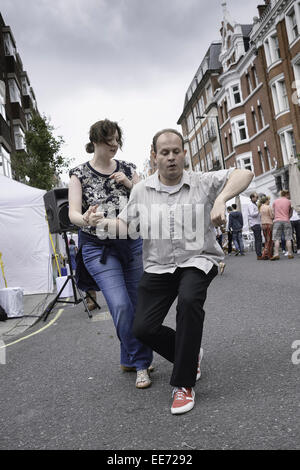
69 159 136 236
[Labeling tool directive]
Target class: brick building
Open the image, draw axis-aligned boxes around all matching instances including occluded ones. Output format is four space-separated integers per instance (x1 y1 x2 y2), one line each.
178 0 300 200
0 12 38 179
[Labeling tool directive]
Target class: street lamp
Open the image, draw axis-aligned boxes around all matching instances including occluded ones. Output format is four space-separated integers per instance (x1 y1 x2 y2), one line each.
196 114 225 170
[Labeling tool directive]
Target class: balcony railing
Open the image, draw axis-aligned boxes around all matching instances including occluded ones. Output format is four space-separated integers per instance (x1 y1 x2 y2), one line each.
10 102 26 128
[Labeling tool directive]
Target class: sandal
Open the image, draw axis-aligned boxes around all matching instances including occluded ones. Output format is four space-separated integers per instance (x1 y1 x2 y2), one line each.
136 369 151 389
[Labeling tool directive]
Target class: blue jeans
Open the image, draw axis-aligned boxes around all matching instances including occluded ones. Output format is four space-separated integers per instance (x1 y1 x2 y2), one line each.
82 238 153 371
232 230 244 254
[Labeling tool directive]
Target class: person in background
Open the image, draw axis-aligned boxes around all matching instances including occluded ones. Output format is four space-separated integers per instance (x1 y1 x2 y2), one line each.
247 192 263 260
229 203 245 256
226 206 233 256
270 190 293 260
258 195 273 260
68 119 153 389
290 209 300 254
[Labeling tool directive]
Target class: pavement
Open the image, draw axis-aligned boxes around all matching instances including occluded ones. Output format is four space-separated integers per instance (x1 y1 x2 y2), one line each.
0 250 299 450
0 292 57 341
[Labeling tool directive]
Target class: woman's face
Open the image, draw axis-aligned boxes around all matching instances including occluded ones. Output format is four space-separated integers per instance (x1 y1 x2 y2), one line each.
94 130 120 159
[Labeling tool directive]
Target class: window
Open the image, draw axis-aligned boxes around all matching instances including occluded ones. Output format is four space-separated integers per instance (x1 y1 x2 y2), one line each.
0 145 12 178
8 79 22 106
286 6 300 43
258 149 265 173
252 109 259 133
252 66 259 88
3 32 16 57
231 116 248 145
187 113 194 133
206 83 213 103
207 151 213 171
236 154 254 172
279 129 297 165
21 76 30 96
270 76 289 115
264 32 281 67
13 125 25 150
0 83 6 120
198 96 205 116
231 84 242 105
246 73 253 94
224 135 229 156
292 54 300 102
191 138 197 156
197 132 202 150
228 132 233 154
258 103 266 128
264 145 272 171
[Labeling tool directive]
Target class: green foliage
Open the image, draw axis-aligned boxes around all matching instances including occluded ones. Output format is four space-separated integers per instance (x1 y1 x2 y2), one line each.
11 113 72 190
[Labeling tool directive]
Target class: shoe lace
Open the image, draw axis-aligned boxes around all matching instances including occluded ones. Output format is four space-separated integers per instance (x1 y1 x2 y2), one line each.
172 387 188 400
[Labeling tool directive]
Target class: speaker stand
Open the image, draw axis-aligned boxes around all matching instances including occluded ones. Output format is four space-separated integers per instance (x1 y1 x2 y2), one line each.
42 232 101 322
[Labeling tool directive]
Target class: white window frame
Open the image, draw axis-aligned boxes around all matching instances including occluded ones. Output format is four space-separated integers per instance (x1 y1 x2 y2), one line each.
264 31 281 68
231 115 249 146
270 75 289 116
187 113 194 133
191 137 198 156
285 3 300 45
246 73 253 94
207 151 213 171
0 83 6 120
292 53 300 102
252 109 259 133
206 82 213 104
258 148 265 173
258 102 266 128
230 83 242 106
252 66 259 88
198 96 205 116
0 145 12 178
279 128 297 165
236 152 254 173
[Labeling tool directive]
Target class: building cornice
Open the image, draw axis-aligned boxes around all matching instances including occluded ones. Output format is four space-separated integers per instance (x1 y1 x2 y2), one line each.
250 0 293 44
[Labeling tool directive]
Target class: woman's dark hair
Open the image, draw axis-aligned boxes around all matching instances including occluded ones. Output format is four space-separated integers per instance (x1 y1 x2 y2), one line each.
86 119 123 153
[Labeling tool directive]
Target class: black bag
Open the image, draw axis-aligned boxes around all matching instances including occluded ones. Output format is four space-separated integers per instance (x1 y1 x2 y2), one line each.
0 305 8 321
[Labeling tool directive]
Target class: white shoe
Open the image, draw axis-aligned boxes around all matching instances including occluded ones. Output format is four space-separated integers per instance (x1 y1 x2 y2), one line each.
297 249 300 254
284 252 288 256
196 348 204 380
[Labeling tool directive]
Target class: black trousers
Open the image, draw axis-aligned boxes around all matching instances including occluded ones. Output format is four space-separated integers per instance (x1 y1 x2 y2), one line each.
132 265 218 387
251 224 262 256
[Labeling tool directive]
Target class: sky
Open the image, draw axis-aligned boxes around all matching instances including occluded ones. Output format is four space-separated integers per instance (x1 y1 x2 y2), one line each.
1 0 259 182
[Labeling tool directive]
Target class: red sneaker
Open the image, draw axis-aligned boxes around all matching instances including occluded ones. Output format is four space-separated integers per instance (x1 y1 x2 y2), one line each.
171 387 195 415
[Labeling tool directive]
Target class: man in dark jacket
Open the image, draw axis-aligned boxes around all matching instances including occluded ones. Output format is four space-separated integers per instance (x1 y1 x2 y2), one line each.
229 203 245 256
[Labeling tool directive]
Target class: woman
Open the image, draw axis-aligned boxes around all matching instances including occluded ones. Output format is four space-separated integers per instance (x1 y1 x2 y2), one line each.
68 119 153 388
68 239 78 271
258 195 273 260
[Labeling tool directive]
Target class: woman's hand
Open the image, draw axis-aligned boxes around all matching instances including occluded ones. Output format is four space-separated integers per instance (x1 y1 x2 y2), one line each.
83 205 106 226
109 171 133 189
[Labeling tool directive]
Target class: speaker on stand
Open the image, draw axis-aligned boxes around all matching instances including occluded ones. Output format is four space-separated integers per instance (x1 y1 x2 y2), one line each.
42 188 100 321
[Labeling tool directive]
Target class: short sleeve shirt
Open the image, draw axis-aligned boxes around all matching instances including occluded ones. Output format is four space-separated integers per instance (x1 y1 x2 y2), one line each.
118 168 235 274
69 159 136 236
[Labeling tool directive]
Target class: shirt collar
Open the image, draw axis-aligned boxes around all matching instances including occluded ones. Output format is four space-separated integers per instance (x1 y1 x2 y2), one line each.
145 170 191 191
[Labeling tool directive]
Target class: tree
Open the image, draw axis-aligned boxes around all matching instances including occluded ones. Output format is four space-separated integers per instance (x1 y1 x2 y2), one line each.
11 113 71 190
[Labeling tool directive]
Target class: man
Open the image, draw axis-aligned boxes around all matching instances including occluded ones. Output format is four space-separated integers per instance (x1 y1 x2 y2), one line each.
229 203 245 256
270 190 294 260
226 206 233 255
247 192 263 259
101 129 253 415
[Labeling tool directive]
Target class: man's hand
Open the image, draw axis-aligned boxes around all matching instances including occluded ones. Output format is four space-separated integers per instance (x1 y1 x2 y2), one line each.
210 197 226 227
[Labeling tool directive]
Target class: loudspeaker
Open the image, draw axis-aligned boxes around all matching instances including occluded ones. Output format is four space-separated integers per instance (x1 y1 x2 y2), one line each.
43 188 77 233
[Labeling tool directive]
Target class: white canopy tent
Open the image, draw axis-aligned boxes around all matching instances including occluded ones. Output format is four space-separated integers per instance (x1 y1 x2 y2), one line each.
226 194 251 232
0 175 53 294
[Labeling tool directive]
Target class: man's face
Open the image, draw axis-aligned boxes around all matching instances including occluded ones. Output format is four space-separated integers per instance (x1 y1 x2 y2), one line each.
252 193 258 203
154 132 186 185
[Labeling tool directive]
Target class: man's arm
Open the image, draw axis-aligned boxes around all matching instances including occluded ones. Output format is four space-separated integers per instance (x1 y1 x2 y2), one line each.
210 169 253 226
